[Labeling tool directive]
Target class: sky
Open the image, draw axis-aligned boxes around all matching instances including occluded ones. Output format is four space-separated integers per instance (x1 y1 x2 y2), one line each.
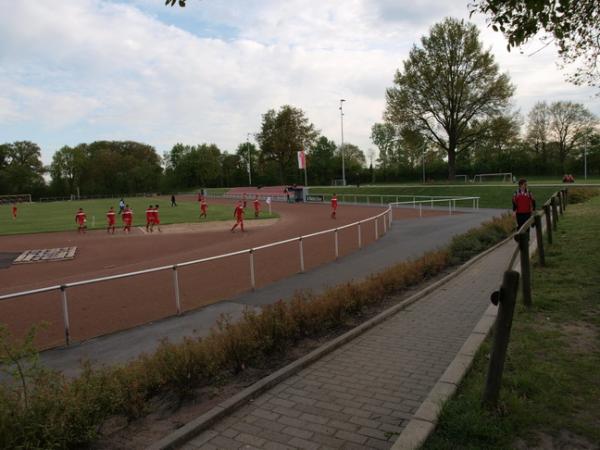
1 0 598 165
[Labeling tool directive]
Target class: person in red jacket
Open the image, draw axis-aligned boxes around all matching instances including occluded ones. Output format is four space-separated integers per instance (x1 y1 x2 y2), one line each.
145 204 154 233
106 206 116 234
231 201 245 232
75 208 87 234
253 195 260 218
122 205 133 233
11 203 17 220
512 179 536 230
200 196 208 218
331 193 338 219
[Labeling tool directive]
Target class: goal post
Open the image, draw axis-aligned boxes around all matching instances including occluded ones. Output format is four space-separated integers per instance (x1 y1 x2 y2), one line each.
0 194 32 205
455 175 468 183
473 173 513 183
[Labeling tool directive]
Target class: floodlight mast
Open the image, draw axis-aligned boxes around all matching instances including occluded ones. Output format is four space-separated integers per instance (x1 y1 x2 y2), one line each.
247 132 252 186
339 99 346 186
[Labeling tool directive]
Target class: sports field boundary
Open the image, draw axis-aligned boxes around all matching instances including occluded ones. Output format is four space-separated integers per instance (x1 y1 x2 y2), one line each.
147 230 515 450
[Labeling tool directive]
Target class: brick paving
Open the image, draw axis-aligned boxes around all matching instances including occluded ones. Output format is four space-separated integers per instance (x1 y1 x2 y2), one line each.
179 240 515 450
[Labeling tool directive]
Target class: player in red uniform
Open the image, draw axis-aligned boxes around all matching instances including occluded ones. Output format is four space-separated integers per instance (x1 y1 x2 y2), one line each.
253 195 260 218
200 196 208 218
11 203 17 220
331 193 338 219
75 208 87 234
145 204 154 233
106 206 116 234
153 204 162 232
122 205 133 233
231 201 245 232
512 179 536 230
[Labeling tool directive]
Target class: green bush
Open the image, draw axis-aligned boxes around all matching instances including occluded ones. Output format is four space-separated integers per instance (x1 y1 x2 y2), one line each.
0 214 514 449
566 187 599 204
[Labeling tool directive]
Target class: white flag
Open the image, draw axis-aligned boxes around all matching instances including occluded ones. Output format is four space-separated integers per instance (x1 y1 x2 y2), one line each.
297 150 306 169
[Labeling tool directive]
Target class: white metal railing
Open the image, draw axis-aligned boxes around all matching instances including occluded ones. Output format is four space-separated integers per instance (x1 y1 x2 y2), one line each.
390 196 480 217
320 193 459 206
0 206 394 347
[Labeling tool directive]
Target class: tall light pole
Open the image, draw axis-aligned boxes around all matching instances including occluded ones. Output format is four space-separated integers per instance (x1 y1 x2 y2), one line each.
584 136 588 181
422 143 426 184
339 99 346 186
246 132 252 186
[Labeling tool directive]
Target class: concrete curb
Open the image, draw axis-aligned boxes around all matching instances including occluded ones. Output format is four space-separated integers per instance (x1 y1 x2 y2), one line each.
148 233 516 450
391 226 541 450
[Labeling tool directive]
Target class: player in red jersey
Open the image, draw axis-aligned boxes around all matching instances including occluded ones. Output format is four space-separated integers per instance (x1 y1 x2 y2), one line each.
145 204 154 233
200 196 208 218
11 203 17 220
231 201 245 232
331 193 338 219
253 195 260 218
122 205 133 233
153 204 162 232
106 206 116 234
75 208 87 233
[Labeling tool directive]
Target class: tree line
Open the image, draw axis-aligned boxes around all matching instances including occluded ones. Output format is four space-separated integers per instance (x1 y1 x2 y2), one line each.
1 17 598 199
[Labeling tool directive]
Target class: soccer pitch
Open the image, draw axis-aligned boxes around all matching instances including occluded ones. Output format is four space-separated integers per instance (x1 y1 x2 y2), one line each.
0 197 277 235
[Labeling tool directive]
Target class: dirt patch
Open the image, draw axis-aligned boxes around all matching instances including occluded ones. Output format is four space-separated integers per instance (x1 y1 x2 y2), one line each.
93 268 455 449
513 429 599 450
156 218 279 234
561 322 598 354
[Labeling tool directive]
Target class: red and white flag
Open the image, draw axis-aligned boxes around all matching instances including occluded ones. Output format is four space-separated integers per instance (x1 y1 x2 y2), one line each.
297 150 306 169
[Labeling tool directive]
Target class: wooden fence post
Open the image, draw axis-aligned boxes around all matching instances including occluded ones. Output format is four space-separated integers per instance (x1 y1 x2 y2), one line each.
558 191 564 215
543 204 552 244
551 197 559 230
534 214 545 266
518 231 532 306
483 270 519 407
563 188 568 209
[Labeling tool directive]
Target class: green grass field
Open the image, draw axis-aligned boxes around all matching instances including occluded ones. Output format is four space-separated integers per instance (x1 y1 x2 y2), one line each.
309 185 564 209
0 197 277 235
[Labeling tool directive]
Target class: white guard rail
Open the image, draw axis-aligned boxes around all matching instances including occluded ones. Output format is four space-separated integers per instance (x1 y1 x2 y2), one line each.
0 206 394 346
390 196 480 217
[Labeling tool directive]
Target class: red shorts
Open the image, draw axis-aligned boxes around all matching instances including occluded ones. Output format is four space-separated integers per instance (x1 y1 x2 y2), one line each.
108 220 115 226
124 220 132 226
154 218 160 225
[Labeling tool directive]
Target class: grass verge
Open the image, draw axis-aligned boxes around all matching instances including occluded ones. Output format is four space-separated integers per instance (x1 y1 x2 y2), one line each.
422 195 600 449
0 214 516 449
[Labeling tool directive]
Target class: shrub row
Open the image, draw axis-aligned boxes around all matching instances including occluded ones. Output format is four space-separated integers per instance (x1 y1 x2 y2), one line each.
565 187 599 204
0 214 515 449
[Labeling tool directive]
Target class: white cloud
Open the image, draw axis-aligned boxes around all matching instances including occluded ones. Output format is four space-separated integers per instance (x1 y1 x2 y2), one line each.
0 0 597 166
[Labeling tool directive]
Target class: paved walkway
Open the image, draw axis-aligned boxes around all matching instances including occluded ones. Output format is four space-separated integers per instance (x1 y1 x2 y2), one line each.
39 208 505 376
178 238 516 450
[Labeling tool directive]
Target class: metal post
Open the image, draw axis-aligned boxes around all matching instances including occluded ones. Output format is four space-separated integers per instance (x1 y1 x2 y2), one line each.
534 214 545 266
448 200 452 215
419 203 422 217
299 238 305 273
339 99 346 185
375 218 379 240
334 229 339 259
389 209 393 227
482 270 519 407
172 265 181 314
246 133 252 186
249 249 256 290
473 198 475 210
543 205 553 244
431 199 433 209
383 214 387 233
358 222 362 248
518 232 532 306
413 196 416 208
60 286 71 346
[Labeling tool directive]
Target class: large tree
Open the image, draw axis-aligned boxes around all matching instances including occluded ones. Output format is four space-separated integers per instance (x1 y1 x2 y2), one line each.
470 0 600 87
370 123 398 178
49 145 87 195
385 18 514 179
0 141 46 194
307 136 337 186
256 105 318 184
547 101 597 171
